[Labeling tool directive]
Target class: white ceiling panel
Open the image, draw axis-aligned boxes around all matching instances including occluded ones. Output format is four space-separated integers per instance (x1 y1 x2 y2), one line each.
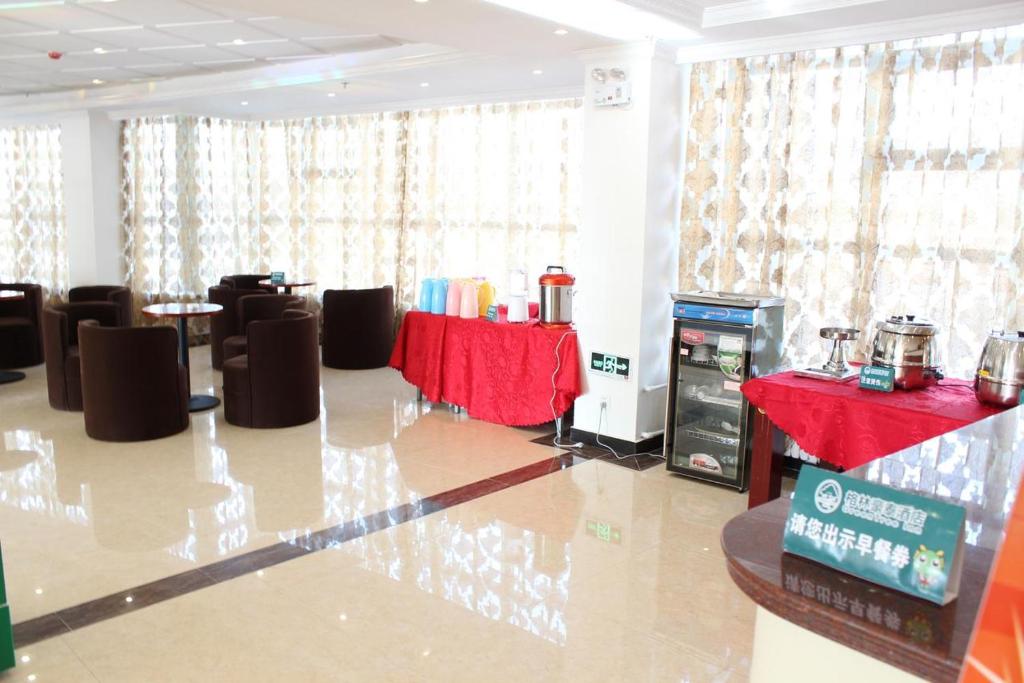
121 61 195 76
0 4 136 31
245 15 361 39
0 15 45 33
70 26 196 50
217 38 310 58
299 35 401 53
82 0 230 26
137 43 247 62
157 18 279 43
2 31 121 53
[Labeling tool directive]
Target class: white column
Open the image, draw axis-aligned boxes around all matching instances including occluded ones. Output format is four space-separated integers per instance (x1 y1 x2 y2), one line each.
61 110 123 287
571 41 682 448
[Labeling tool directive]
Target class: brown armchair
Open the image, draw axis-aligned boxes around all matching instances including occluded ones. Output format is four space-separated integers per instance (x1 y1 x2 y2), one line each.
79 321 189 441
223 309 320 428
0 282 44 369
322 286 395 369
221 294 305 366
68 285 132 327
220 274 271 290
43 302 122 411
208 285 270 370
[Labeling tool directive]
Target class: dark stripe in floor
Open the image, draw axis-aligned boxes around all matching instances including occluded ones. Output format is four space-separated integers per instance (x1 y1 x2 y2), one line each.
528 433 666 471
12 452 582 648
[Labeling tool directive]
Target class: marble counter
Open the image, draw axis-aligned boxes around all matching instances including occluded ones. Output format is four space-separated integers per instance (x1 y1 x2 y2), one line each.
721 404 1023 682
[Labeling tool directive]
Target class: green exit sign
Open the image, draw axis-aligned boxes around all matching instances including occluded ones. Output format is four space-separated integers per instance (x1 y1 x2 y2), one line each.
590 352 630 379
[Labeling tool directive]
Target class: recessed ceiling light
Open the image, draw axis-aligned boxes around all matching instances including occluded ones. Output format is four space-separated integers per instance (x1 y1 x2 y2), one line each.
554 28 568 35
232 38 245 45
327 92 336 97
413 0 429 3
482 0 697 40
240 100 249 105
92 78 104 85
93 47 106 54
419 82 429 88
532 69 543 75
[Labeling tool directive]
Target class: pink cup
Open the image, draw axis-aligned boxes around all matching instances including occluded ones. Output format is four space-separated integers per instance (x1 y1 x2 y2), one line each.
460 281 478 319
445 279 463 316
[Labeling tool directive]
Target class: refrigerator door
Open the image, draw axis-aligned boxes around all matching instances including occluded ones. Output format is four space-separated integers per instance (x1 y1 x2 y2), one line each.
667 321 754 489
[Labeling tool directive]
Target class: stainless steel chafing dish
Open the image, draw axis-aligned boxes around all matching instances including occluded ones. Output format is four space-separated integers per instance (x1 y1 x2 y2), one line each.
975 330 1024 408
870 315 942 390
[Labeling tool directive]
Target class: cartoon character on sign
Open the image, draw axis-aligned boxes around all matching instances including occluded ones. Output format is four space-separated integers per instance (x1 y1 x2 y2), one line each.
912 546 946 588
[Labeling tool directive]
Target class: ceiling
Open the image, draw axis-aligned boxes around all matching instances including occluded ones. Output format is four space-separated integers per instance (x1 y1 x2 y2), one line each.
1 0 1022 117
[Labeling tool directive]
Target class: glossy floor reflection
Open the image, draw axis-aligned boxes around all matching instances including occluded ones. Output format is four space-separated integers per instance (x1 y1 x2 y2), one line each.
0 345 755 681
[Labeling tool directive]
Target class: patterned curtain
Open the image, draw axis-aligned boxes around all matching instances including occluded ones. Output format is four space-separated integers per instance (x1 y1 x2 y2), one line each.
399 100 582 309
0 125 67 301
682 26 1024 378
121 99 581 320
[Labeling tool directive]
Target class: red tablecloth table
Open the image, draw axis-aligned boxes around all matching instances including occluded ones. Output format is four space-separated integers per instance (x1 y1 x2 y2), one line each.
389 311 582 427
741 370 1004 508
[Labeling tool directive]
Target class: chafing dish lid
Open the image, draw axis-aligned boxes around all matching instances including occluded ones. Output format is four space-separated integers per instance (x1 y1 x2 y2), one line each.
877 315 938 336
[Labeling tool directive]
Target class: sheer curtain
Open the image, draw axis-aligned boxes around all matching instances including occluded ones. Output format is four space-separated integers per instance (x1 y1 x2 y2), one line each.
0 124 67 301
121 99 581 319
399 100 582 308
682 26 1024 377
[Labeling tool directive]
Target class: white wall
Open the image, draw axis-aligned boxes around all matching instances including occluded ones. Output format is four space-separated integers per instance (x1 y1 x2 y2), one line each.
572 42 682 444
61 110 123 288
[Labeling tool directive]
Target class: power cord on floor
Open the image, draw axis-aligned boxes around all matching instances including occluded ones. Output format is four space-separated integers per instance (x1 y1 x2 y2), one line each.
550 330 584 449
547 329 665 461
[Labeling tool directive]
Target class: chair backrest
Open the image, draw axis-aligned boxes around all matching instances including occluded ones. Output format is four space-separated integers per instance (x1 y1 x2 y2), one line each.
322 286 395 369
220 274 270 290
209 286 270 336
247 309 320 427
68 286 132 326
0 282 42 325
43 302 123 409
238 293 305 330
78 321 187 441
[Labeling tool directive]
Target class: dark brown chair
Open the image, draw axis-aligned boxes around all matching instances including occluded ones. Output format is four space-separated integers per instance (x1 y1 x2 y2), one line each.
43 302 122 411
208 284 270 370
220 274 271 290
79 321 189 442
222 294 305 366
322 286 395 369
0 283 43 369
69 285 132 327
223 309 320 428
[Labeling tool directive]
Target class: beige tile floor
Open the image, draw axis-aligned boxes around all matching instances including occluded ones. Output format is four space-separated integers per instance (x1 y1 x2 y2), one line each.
0 345 755 682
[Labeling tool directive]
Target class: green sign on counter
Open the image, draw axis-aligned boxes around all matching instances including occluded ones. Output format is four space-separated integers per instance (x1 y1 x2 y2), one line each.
859 365 895 392
0 544 13 672
783 466 966 606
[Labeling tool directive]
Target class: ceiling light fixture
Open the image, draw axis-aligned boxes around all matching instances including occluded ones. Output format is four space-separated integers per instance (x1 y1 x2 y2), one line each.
92 78 104 84
232 38 245 45
553 28 568 35
532 69 543 75
240 100 249 105
481 0 697 40
327 92 336 97
413 0 429 3
93 47 106 54
419 82 429 87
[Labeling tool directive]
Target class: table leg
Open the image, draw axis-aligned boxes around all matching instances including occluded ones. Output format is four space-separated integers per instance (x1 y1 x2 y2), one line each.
748 409 782 509
0 371 26 385
416 389 423 402
177 317 220 413
555 416 563 438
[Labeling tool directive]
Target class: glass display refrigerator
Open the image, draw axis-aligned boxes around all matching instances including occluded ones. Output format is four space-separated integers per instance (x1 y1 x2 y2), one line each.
664 291 785 490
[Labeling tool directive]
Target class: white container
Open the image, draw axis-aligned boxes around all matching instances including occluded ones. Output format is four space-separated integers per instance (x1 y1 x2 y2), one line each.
507 294 529 323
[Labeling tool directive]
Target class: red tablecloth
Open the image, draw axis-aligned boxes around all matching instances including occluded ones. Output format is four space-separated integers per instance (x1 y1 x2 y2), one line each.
741 371 1004 470
389 311 582 427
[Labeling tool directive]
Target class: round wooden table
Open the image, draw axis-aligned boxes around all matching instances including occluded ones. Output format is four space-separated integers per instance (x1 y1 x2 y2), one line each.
258 278 316 295
141 302 223 412
0 290 27 385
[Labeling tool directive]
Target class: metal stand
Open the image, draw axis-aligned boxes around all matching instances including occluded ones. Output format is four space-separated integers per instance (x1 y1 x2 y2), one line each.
0 371 25 385
176 318 220 413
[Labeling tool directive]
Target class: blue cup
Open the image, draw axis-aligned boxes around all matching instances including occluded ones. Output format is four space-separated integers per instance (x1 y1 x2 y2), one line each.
419 278 435 311
430 279 448 315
